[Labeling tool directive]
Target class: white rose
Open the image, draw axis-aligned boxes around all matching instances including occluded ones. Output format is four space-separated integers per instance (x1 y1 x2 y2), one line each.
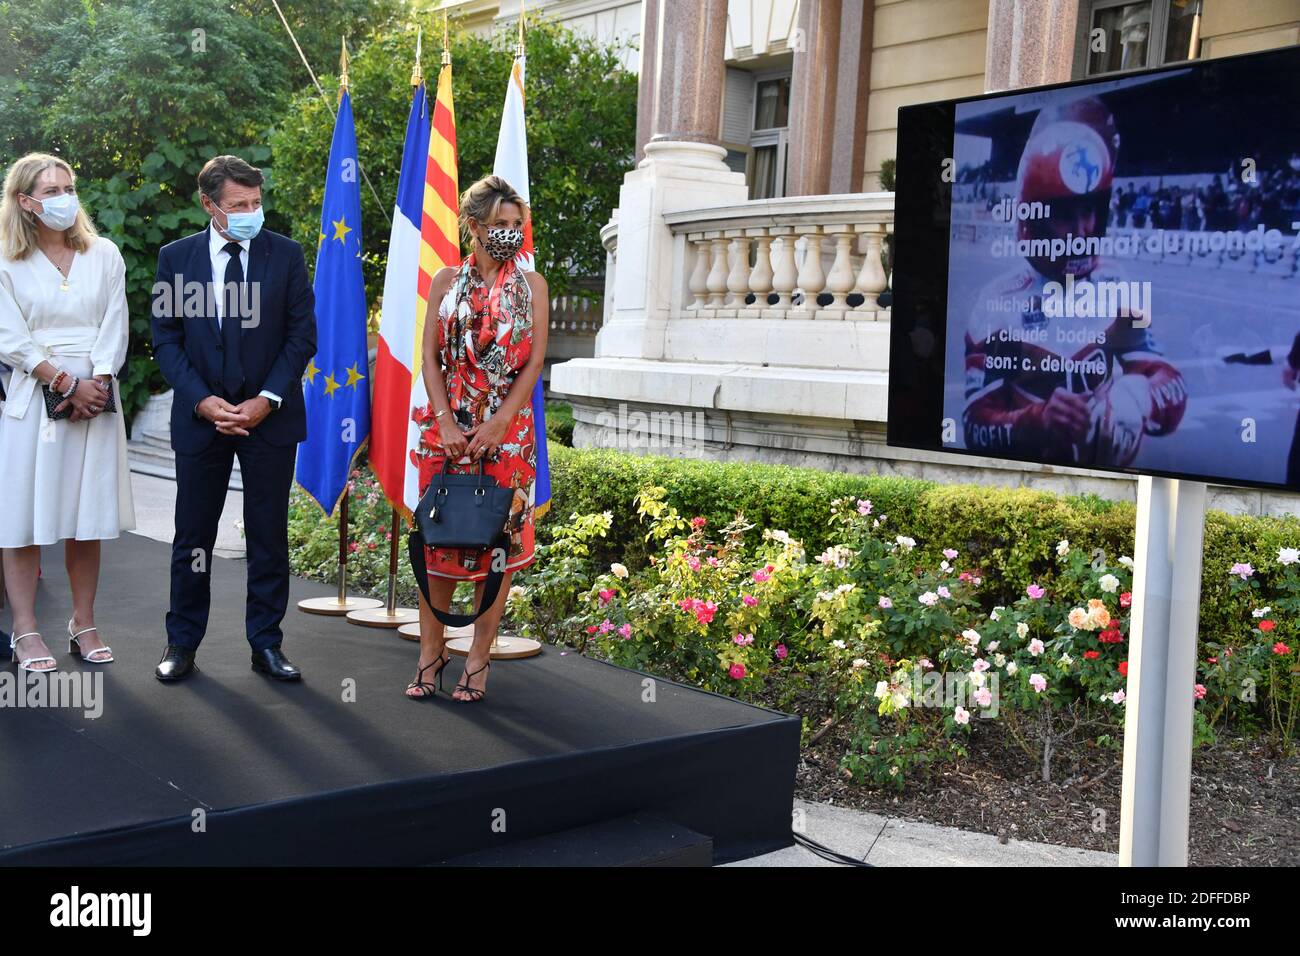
1119 556 1134 568
1006 661 1018 675
1056 540 1069 557
874 680 890 700
611 562 629 579
1279 547 1300 567
1099 573 1120 593
1016 621 1029 639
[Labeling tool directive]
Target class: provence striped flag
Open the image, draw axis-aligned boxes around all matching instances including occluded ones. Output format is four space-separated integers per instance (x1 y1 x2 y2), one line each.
296 88 370 514
371 57 461 515
493 41 551 521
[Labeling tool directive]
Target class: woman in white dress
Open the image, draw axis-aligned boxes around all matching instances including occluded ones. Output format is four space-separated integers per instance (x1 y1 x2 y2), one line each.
0 153 136 671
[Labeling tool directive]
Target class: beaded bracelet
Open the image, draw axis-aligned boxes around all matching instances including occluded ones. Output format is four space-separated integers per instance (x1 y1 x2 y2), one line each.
51 370 68 393
61 375 78 398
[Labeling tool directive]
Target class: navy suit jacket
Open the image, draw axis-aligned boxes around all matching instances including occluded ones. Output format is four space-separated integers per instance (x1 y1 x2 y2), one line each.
151 226 317 455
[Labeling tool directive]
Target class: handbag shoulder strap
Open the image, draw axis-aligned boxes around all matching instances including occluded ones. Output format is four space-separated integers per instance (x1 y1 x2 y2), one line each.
408 529 511 628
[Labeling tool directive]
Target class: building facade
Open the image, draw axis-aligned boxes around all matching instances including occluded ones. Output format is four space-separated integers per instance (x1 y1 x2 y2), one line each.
440 0 1300 515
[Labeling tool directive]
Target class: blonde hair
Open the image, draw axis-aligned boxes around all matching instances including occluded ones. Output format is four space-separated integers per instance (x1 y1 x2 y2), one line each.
1 152 98 261
457 175 530 249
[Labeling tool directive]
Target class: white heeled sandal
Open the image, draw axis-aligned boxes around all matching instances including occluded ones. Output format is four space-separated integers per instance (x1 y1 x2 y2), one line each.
68 619 113 664
10 632 56 672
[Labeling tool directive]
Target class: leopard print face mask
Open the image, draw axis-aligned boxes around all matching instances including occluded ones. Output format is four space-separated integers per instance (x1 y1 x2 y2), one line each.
481 225 524 262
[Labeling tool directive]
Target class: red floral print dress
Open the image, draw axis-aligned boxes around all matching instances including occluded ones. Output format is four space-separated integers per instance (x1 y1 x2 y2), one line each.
411 257 537 580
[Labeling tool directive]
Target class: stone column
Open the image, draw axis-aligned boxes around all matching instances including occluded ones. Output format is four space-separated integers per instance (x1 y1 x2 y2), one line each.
579 0 748 363
648 0 730 145
985 0 1080 92
828 0 874 194
634 0 660 166
786 0 842 197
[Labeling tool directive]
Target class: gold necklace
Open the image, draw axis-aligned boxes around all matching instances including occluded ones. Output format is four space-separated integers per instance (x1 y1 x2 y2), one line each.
42 246 73 291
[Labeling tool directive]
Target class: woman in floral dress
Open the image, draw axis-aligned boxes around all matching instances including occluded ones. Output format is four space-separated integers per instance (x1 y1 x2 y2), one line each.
408 175 548 702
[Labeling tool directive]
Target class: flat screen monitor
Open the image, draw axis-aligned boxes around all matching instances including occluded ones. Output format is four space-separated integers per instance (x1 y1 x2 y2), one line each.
887 45 1300 492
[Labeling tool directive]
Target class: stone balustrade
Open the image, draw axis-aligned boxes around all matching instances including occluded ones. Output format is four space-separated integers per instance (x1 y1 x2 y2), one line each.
661 193 894 321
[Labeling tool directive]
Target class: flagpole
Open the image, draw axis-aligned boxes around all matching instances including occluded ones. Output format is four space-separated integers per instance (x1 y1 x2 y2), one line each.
299 41 383 618
347 27 422 632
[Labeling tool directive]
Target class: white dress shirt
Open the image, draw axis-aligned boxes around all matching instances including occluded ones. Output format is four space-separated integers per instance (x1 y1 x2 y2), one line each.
205 224 280 410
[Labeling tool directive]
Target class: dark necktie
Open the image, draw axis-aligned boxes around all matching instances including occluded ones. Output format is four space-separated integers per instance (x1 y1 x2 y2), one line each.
221 240 245 402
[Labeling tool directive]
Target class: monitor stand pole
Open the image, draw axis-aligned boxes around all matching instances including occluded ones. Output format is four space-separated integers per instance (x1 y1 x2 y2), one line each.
1118 475 1207 866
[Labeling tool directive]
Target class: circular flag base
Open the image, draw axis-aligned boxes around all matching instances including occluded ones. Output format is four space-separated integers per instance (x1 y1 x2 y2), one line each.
298 596 384 616
347 606 419 628
446 634 542 660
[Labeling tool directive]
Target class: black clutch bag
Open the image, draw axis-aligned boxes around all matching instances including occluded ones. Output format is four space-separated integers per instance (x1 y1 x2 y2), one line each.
407 458 516 627
42 379 116 421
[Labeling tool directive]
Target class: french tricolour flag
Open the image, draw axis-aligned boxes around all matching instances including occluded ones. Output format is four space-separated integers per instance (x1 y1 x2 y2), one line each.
494 43 552 520
372 65 460 515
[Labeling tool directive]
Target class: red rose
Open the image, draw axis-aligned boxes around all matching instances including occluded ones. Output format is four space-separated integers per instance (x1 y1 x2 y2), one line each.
1084 650 1100 660
1120 592 1132 608
1259 620 1276 632
1118 661 1128 677
1274 642 1292 656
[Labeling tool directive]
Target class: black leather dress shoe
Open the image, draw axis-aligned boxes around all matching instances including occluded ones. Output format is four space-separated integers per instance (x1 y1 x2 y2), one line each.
251 644 301 681
156 645 197 682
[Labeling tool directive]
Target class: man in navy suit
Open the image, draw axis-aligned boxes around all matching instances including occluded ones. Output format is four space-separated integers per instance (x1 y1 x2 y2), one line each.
150 155 317 682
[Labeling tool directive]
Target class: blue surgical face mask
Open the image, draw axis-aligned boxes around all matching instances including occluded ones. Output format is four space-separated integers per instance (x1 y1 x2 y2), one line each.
214 202 263 242
25 192 80 231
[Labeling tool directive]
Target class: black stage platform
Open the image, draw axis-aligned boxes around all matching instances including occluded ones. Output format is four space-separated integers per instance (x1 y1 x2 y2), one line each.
0 532 799 865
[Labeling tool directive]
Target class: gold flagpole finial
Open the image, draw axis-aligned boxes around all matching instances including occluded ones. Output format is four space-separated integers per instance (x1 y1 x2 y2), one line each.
442 11 451 67
517 0 526 57
411 26 424 86
1187 0 1203 61
338 37 350 103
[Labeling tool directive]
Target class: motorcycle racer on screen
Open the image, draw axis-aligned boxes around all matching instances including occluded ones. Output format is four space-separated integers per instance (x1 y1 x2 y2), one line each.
962 97 1187 467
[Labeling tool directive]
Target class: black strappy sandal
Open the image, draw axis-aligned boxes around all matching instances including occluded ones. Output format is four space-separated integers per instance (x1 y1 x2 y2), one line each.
406 654 451 700
455 660 490 702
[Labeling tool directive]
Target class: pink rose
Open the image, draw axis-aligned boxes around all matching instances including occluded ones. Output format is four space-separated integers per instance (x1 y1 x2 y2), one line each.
742 594 759 607
775 644 788 660
729 663 746 680
1026 584 1046 600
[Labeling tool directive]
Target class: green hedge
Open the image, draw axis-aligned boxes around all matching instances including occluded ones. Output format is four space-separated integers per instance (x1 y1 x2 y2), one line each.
542 444 1300 641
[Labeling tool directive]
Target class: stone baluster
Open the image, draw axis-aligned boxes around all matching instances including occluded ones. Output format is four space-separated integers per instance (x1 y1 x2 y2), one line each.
823 223 856 318
724 230 751 315
790 228 824 319
768 226 797 315
706 233 730 310
686 233 711 311
743 228 774 317
854 222 887 319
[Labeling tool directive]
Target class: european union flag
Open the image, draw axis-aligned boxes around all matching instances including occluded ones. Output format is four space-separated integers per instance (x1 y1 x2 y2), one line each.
296 90 371 514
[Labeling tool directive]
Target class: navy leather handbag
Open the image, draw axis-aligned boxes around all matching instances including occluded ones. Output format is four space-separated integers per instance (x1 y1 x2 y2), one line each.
408 458 515 627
